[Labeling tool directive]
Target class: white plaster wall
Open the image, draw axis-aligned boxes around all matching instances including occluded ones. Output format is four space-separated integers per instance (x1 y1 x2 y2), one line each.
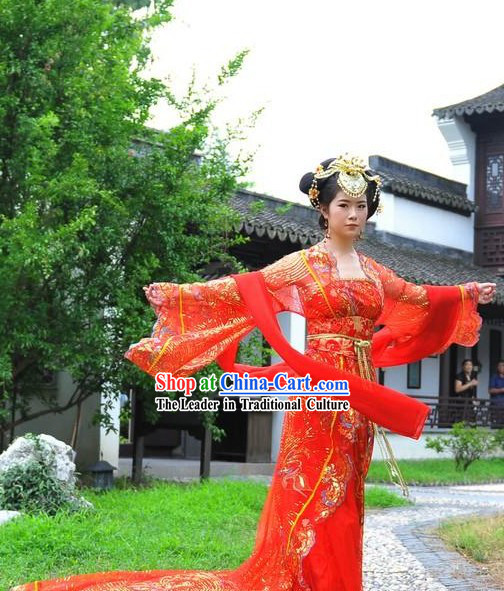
435 116 477 201
381 356 439 404
374 190 395 230
14 371 102 471
371 431 452 460
99 389 121 469
374 190 473 252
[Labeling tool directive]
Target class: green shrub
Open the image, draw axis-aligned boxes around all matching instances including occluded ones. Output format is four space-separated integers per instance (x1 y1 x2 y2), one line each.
426 422 503 471
0 433 90 515
0 459 78 515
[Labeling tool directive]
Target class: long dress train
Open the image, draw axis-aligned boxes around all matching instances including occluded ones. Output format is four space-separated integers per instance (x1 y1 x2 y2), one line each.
10 240 481 591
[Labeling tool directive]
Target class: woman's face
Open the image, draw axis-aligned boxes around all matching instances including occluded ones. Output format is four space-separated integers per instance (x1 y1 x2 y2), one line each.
322 189 368 240
463 361 473 373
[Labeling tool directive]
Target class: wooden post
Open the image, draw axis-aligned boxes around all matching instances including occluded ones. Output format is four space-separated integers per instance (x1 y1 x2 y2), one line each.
70 399 83 451
200 425 212 480
246 411 272 462
131 388 144 484
9 384 17 445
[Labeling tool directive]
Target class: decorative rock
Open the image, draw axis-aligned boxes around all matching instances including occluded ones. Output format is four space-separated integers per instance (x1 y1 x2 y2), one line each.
0 510 21 526
0 434 77 484
0 433 93 510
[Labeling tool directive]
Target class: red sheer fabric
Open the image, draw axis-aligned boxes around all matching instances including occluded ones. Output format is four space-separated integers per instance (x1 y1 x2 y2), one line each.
11 241 481 591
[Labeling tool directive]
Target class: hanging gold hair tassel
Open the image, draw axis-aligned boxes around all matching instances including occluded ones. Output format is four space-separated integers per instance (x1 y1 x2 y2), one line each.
355 343 410 498
372 423 410 498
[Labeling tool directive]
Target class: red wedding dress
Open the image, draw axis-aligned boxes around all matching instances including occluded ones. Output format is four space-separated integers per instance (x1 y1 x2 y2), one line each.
11 240 482 591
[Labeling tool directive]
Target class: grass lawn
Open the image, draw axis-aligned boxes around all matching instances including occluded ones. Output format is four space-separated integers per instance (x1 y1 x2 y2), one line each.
366 457 504 485
437 513 504 588
365 484 412 508
1 478 408 589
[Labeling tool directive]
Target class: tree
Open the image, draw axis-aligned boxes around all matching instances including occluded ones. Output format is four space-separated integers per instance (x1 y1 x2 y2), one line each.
0 0 263 450
425 422 503 471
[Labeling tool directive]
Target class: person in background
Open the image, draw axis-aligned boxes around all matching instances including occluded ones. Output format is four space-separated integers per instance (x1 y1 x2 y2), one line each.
454 358 478 424
489 360 504 428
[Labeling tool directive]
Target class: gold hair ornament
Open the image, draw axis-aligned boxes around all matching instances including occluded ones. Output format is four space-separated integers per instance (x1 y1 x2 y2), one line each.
308 153 382 209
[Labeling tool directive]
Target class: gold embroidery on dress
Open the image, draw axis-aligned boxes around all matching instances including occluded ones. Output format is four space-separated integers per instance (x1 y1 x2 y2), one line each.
292 518 316 590
179 284 185 334
260 250 308 315
278 446 311 497
285 411 338 553
302 246 411 499
261 251 308 288
148 336 175 373
299 249 337 317
452 282 482 345
313 454 354 522
85 583 132 590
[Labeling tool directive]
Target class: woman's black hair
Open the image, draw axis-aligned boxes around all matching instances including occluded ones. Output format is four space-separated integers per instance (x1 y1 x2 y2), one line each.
299 157 381 231
461 358 473 366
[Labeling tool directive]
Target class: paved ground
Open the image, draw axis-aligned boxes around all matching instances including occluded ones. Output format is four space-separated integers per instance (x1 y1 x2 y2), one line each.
362 483 504 591
117 457 277 478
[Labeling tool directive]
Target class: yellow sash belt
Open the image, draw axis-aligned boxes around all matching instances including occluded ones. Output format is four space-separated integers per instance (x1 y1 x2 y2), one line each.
306 332 409 497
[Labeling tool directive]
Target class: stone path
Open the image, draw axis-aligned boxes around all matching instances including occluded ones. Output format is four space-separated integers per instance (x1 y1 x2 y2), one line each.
363 483 504 591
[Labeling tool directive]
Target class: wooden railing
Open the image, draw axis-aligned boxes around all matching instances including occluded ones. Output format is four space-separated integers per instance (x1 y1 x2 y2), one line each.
411 395 504 429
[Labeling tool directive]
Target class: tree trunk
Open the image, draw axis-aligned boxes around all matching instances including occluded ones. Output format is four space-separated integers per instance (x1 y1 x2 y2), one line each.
131 388 144 484
8 384 17 445
70 399 83 451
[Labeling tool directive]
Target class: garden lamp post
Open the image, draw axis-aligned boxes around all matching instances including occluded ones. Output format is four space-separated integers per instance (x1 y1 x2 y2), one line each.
86 460 117 490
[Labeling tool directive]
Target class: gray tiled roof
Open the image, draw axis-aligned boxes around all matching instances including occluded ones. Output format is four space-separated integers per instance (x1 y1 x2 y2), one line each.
227 190 504 308
369 155 475 215
232 189 321 246
432 84 504 120
357 231 504 307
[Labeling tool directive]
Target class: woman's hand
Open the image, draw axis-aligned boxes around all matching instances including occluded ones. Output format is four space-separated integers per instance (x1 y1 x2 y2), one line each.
143 284 164 313
474 282 496 304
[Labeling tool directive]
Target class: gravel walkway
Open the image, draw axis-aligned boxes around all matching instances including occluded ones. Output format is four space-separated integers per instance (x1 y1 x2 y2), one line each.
363 483 504 591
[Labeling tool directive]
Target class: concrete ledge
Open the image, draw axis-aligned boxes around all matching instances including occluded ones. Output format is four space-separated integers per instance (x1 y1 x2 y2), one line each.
117 457 276 480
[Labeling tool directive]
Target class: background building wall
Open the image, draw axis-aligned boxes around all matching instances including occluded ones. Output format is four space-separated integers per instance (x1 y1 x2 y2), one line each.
374 190 474 252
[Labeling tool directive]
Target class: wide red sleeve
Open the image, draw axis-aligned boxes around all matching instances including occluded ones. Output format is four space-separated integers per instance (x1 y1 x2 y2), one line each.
369 259 482 366
123 251 305 378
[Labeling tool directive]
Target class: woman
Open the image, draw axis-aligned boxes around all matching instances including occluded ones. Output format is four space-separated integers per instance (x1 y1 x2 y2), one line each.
12 154 495 591
453 358 479 424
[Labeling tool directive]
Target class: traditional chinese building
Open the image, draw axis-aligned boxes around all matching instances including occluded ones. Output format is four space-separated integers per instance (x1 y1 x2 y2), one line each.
14 84 504 473
164 84 504 464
